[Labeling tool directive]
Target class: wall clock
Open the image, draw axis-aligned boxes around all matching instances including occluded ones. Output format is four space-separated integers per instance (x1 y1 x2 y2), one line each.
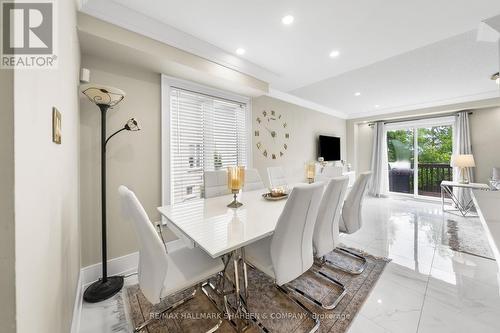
254 109 290 159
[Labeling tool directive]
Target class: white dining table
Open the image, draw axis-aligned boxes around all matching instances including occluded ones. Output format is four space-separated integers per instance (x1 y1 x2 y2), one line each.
157 189 288 258
157 188 291 330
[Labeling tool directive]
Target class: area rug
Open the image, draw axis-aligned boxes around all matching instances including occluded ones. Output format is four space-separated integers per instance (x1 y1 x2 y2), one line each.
124 247 389 332
444 218 495 260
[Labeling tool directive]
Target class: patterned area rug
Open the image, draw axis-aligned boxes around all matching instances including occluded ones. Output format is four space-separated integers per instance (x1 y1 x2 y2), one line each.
124 248 389 332
444 218 495 260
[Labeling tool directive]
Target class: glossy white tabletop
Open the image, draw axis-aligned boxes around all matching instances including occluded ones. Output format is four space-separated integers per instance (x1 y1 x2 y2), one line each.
158 189 288 258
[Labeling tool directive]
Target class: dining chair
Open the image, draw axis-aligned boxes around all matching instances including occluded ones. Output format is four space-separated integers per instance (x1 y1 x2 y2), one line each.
333 171 372 274
204 169 230 198
118 186 225 332
311 176 349 308
243 182 324 332
243 168 265 191
267 166 288 188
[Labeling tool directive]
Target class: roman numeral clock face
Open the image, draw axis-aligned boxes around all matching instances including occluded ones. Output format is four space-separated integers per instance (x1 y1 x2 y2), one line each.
254 110 289 159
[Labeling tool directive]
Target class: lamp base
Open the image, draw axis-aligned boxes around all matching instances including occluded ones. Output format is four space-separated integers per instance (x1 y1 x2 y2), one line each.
227 193 243 208
83 276 124 303
458 167 470 184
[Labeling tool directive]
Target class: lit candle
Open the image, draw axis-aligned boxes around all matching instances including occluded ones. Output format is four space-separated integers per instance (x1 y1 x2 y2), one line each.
306 162 316 183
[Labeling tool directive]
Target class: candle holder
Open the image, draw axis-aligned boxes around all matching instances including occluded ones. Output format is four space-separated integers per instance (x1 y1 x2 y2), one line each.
306 161 316 184
227 166 245 208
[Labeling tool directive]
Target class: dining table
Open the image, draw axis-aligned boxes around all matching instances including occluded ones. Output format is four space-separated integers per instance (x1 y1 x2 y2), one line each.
157 188 291 330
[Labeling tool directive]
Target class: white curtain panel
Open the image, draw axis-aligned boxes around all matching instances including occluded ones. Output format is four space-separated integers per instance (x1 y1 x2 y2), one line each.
369 121 389 197
453 111 474 206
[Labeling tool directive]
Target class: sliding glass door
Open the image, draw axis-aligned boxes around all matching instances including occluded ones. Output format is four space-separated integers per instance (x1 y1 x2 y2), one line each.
416 126 453 197
386 118 454 198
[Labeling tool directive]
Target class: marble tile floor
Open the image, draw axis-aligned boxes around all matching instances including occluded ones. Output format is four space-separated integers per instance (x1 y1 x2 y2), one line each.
79 197 500 333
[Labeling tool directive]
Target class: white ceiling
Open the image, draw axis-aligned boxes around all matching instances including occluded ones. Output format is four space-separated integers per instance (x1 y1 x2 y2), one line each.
292 31 500 118
80 0 500 118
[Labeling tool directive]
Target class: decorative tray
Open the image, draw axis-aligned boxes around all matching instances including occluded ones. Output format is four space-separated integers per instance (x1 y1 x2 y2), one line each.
262 192 288 201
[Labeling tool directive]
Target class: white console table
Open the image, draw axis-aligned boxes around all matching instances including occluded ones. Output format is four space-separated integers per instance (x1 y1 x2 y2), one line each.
315 163 356 187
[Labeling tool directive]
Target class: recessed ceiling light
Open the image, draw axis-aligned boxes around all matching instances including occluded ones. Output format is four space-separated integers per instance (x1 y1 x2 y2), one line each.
281 15 294 25
375 105 380 108
235 48 246 55
354 92 361 96
329 50 340 58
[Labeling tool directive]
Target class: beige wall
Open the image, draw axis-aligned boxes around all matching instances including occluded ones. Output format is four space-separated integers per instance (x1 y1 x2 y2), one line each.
470 107 500 182
80 55 177 267
0 69 16 333
13 0 81 332
252 96 346 186
347 105 500 183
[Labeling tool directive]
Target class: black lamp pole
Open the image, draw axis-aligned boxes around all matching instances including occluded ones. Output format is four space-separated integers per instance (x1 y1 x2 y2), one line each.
82 95 140 303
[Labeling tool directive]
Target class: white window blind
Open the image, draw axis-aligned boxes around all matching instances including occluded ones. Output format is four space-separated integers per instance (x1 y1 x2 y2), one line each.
170 87 248 203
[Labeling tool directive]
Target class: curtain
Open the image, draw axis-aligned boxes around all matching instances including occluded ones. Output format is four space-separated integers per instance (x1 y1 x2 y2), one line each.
453 111 473 206
368 121 389 197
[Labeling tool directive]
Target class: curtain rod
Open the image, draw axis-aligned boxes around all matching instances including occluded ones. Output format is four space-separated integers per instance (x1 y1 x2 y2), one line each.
367 111 473 126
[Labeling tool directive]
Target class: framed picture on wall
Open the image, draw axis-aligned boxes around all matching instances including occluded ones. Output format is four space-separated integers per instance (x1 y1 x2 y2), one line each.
52 107 61 144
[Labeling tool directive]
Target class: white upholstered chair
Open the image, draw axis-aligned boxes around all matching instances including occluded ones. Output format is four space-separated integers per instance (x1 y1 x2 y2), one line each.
267 166 288 188
244 183 324 330
118 186 224 332
243 168 265 191
313 176 349 258
339 171 372 234
311 176 350 307
204 170 230 198
334 171 372 274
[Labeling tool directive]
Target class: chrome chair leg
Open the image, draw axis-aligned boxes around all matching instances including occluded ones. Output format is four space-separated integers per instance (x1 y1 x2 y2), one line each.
286 269 347 310
276 285 320 333
135 286 223 333
323 247 367 275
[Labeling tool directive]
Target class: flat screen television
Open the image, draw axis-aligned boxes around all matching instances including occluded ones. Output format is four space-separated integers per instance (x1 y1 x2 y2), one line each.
318 135 341 161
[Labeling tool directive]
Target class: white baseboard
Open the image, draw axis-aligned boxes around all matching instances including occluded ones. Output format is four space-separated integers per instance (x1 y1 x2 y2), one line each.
72 252 139 333
70 272 83 333
81 251 139 287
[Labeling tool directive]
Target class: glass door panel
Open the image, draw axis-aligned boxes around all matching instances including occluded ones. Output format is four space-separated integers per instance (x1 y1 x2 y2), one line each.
417 126 453 197
387 129 415 194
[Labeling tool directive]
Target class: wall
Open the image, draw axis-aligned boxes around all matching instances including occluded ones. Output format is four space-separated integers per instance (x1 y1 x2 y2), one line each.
80 55 176 267
252 96 346 186
13 0 81 332
347 105 500 183
470 106 500 182
0 69 16 333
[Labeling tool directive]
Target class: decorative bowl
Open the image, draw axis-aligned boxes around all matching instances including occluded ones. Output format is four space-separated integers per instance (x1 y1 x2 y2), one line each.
262 192 288 201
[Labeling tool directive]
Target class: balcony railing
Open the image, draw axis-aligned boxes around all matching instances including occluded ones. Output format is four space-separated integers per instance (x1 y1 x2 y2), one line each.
389 163 453 197
418 163 453 197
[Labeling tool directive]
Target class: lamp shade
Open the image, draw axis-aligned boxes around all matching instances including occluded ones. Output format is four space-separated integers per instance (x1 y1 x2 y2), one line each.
81 84 125 107
451 154 475 168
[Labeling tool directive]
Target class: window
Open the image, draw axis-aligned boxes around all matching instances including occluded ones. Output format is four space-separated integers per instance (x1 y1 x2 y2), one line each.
169 86 248 203
385 117 454 198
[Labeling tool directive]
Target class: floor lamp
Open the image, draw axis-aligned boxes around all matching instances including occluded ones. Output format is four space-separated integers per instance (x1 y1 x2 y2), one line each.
81 84 140 303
